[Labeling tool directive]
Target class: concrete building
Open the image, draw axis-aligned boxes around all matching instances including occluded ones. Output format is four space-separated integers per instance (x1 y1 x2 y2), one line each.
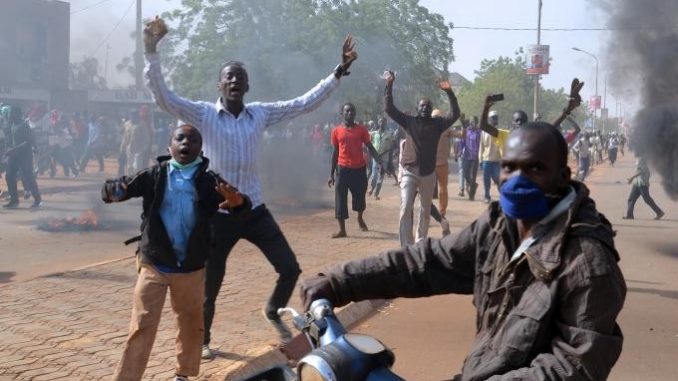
0 0 70 109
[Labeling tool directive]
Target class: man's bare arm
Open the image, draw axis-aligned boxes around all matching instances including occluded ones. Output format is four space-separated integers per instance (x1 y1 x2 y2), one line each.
328 146 339 188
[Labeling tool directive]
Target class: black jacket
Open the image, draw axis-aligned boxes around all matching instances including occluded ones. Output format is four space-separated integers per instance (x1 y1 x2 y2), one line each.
101 155 249 272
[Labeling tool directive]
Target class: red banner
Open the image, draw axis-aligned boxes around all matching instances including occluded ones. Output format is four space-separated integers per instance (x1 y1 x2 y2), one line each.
589 95 602 110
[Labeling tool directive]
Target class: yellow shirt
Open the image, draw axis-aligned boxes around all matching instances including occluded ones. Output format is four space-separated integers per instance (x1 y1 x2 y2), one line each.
480 129 509 162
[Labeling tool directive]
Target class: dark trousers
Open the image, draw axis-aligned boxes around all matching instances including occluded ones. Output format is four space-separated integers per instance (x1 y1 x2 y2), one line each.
51 146 79 177
203 205 301 345
5 153 41 203
608 147 618 165
626 184 663 218
335 165 367 220
79 144 105 172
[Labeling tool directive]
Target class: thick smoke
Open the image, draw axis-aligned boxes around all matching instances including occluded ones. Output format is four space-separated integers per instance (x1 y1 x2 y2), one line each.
594 0 678 199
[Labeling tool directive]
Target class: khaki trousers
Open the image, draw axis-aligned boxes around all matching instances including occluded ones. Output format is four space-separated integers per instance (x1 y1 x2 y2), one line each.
435 164 449 217
113 265 205 380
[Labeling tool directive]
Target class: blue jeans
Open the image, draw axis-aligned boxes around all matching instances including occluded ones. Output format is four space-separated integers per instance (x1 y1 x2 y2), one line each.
578 156 590 181
369 157 385 197
482 161 500 200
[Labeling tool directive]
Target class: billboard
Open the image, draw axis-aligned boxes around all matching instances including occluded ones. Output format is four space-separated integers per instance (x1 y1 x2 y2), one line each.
589 95 602 110
526 44 550 75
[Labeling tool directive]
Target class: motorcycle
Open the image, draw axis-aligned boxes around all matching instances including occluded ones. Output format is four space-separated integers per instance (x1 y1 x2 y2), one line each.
244 299 405 381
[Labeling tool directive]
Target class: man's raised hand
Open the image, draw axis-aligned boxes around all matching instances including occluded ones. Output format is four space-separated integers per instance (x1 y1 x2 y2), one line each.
565 78 585 114
143 16 168 53
438 80 452 92
342 35 358 68
382 70 395 87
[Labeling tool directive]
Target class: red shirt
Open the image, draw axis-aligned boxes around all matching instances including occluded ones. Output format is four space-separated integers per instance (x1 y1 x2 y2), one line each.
564 130 579 145
331 124 371 168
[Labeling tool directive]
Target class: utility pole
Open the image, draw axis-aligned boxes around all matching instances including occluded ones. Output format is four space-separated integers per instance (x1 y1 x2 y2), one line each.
104 44 110 86
572 47 599 130
532 0 543 120
135 0 143 90
603 74 608 132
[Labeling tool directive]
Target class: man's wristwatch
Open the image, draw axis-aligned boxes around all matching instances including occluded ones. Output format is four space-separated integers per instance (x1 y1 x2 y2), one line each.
333 64 350 78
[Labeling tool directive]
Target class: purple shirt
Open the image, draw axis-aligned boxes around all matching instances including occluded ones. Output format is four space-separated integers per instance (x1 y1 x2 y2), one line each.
462 128 481 160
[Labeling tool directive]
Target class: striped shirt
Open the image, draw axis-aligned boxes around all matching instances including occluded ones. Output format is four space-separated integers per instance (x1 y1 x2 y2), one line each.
145 53 340 208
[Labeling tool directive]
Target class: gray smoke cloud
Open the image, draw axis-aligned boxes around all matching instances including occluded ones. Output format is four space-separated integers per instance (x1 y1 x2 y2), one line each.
593 0 678 199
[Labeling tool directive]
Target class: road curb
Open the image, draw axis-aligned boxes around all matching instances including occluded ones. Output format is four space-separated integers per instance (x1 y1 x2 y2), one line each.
0 255 134 289
224 299 389 381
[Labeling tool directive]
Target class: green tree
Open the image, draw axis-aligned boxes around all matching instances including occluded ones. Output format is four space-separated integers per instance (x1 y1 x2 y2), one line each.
158 0 454 119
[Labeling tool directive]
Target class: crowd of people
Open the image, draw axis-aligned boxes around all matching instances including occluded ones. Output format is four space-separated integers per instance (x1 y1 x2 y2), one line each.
0 102 175 207
88 16 636 381
572 129 626 181
2 14 666 381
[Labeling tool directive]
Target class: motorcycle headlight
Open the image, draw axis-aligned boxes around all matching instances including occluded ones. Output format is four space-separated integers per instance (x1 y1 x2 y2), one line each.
298 354 336 381
298 333 394 381
343 333 387 354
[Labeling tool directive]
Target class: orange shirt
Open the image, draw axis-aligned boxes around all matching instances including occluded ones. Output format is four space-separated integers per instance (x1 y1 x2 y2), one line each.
331 124 371 168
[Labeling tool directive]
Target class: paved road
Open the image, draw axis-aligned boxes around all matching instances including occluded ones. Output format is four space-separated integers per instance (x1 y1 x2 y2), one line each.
356 152 678 381
4 153 674 380
0 158 418 380
0 159 328 284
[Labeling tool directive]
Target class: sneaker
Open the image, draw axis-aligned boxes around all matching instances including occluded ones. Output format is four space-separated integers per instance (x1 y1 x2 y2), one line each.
440 218 450 237
262 309 292 343
655 211 665 220
174 376 189 381
201 344 212 359
23 190 31 200
484 197 491 204
30 201 43 209
3 200 19 209
458 190 464 197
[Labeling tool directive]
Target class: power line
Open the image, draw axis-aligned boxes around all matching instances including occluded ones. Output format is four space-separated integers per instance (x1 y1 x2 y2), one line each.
90 0 136 56
452 25 678 32
70 0 113 15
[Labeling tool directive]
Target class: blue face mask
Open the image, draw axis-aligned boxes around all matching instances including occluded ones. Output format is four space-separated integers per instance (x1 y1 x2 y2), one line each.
499 175 550 220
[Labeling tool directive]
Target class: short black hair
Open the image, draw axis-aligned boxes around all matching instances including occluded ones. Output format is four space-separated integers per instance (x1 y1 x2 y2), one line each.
218 60 246 80
513 110 528 124
168 124 203 147
342 102 355 111
516 122 569 166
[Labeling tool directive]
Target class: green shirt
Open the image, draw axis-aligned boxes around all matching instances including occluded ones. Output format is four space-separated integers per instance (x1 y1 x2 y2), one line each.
370 130 394 155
